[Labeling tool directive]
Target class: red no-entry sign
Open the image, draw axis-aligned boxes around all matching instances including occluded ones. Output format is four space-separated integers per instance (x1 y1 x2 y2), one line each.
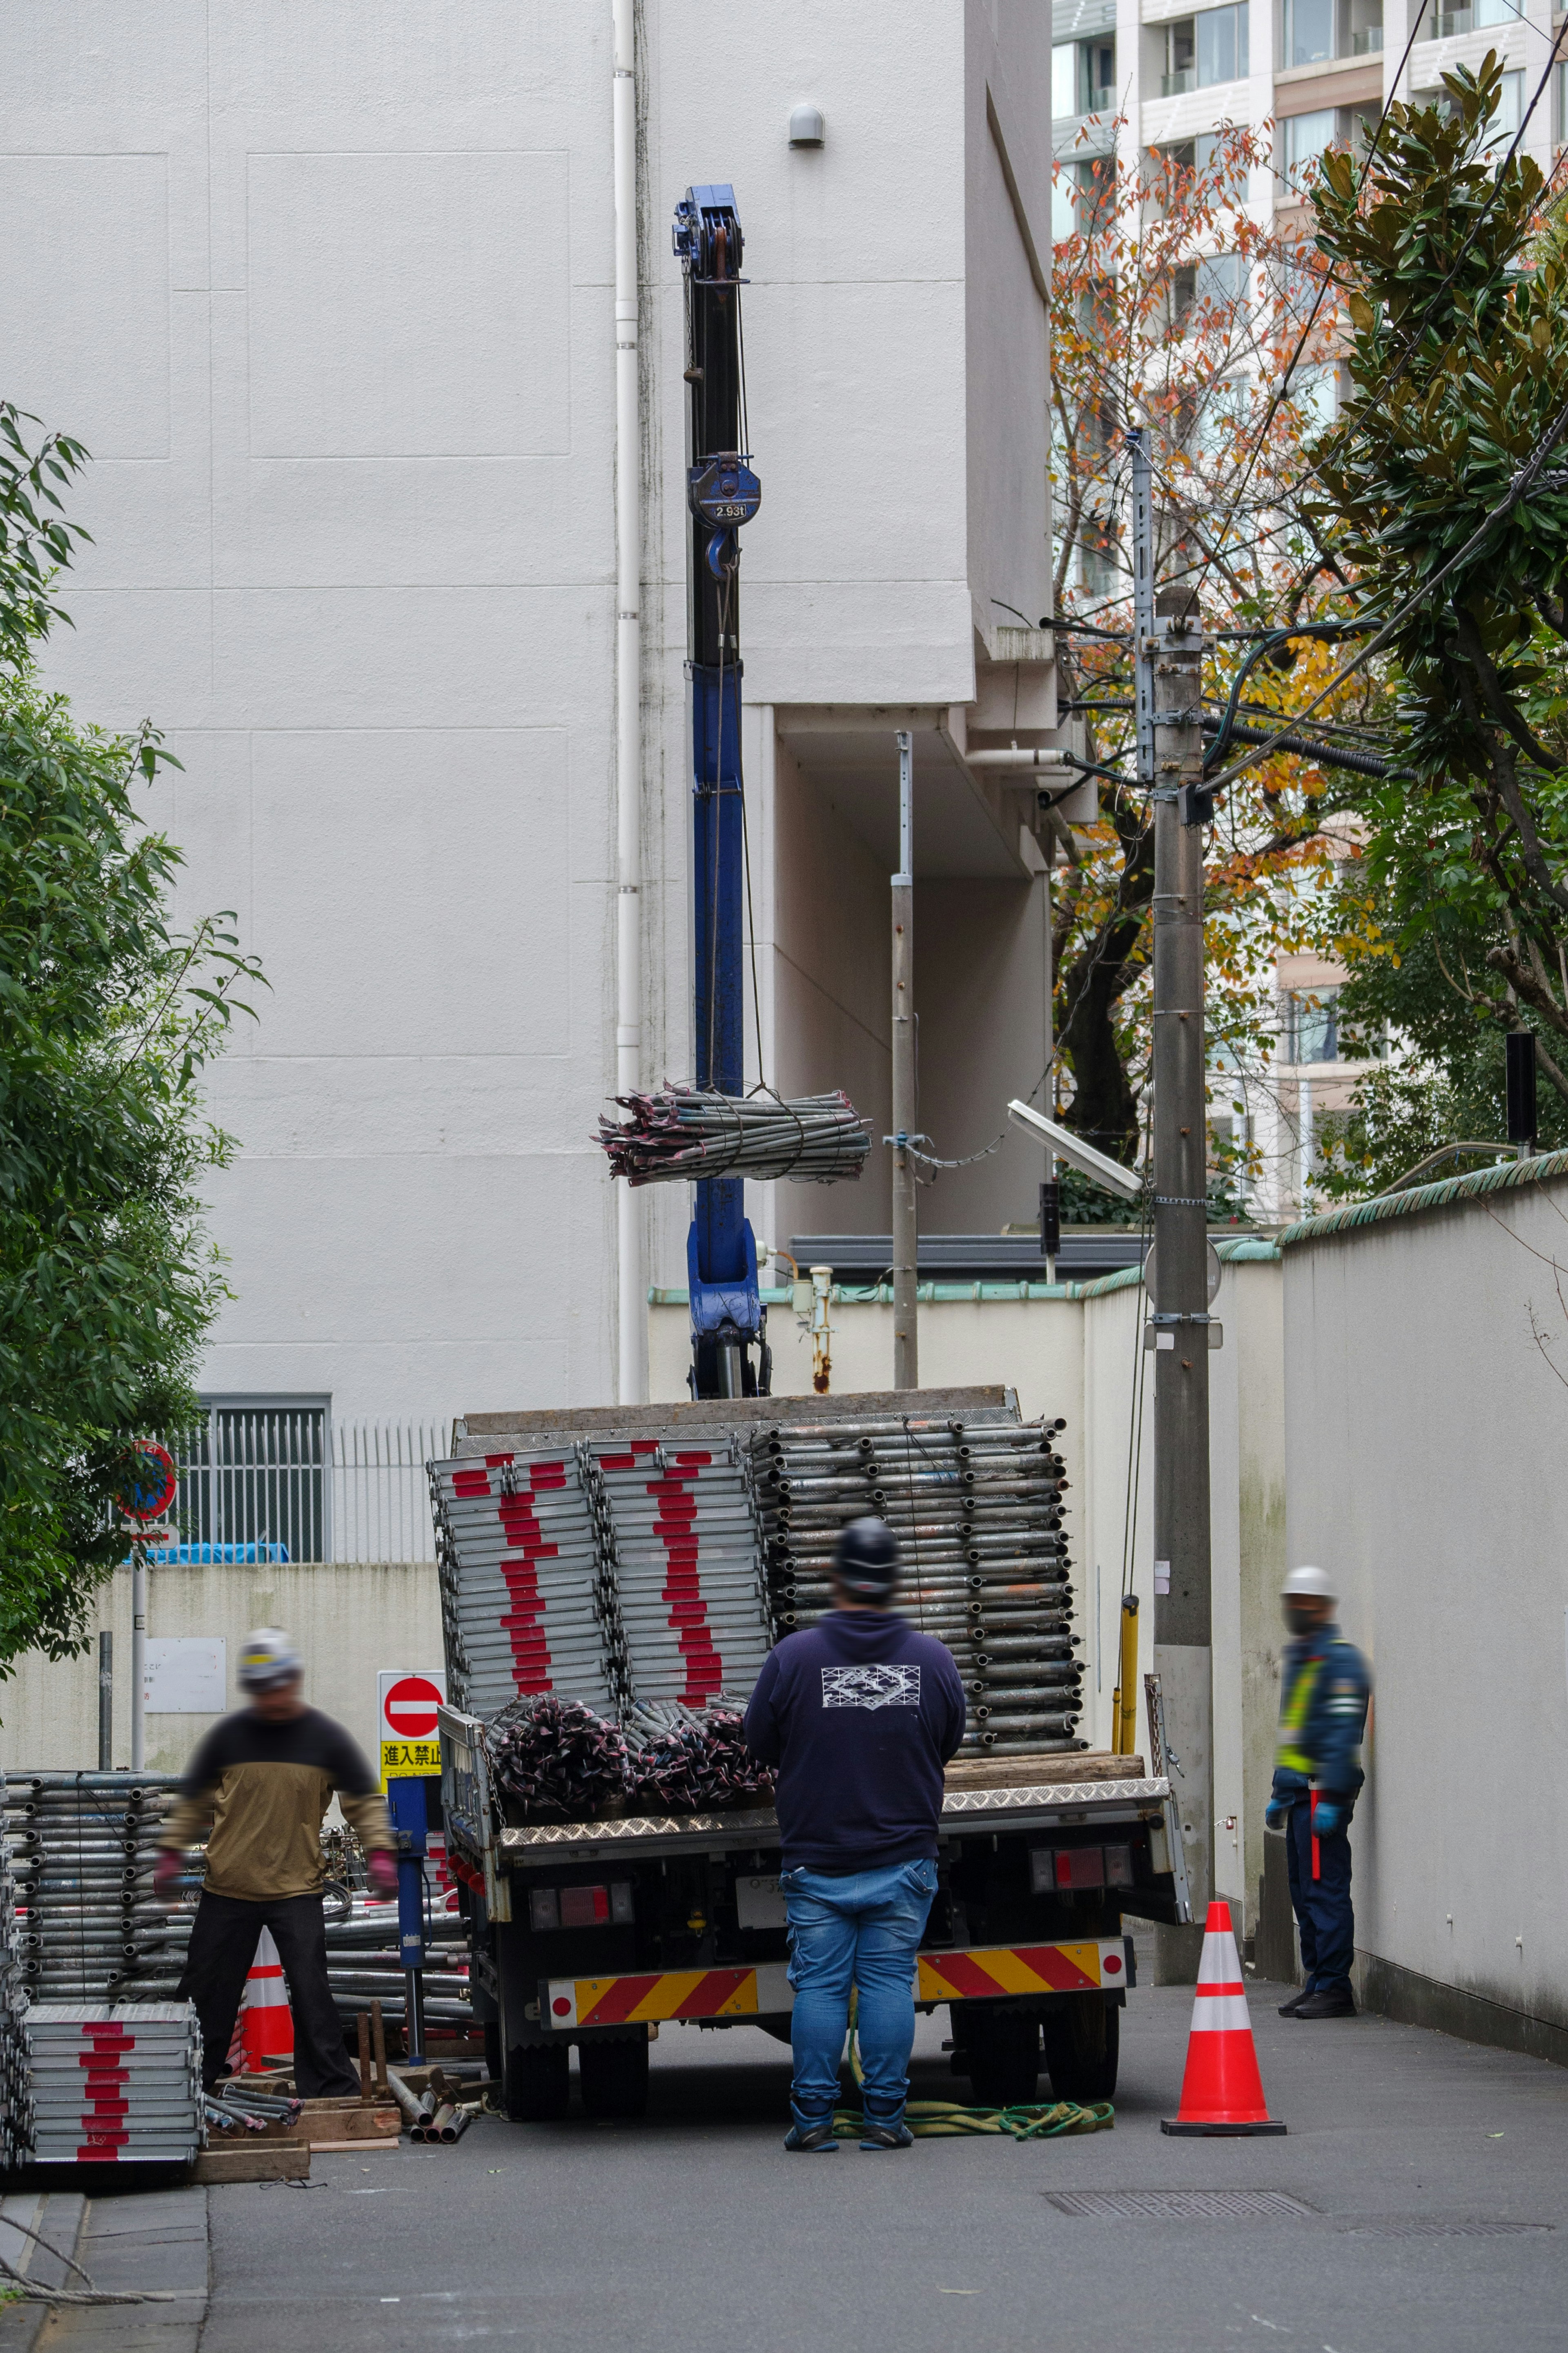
380 1675 444 1740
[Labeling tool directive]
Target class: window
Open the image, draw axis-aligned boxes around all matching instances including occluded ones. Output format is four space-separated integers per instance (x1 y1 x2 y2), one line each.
1054 36 1116 119
1284 990 1339 1064
1197 4 1249 86
1285 0 1382 61
1281 108 1338 191
178 1401 329 1562
1053 41 1076 118
1427 0 1512 34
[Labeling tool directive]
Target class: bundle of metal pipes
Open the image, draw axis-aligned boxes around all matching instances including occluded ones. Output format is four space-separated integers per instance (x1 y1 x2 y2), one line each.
204 2081 303 2135
591 1436 771 1706
22 2001 204 2166
487 1695 631 1823
623 1702 775 1813
2 1773 197 2006
430 1446 624 1718
748 1411 1085 1754
324 1890 473 2029
597 1086 870 1187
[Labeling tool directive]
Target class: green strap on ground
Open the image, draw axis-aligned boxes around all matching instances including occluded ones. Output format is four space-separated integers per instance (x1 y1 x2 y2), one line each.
831 2098 1114 2140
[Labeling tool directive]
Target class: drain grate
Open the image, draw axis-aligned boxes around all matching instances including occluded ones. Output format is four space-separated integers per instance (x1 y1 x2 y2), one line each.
1045 2190 1316 2221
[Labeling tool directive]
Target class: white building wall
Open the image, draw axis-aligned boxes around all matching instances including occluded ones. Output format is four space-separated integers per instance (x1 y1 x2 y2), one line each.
4 1 1054 1428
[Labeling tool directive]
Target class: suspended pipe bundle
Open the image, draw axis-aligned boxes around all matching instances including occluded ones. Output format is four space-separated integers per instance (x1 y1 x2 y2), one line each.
598 1087 869 1186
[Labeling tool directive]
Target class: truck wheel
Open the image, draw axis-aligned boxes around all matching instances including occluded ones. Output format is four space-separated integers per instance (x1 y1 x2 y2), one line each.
960 2006 1040 2108
578 2036 650 2121
1042 1998 1119 2103
505 2041 570 2122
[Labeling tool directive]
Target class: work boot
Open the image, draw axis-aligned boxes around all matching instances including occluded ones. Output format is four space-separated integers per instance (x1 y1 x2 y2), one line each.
1294 1985 1356 2019
1277 1992 1307 2017
858 2105 914 2150
784 2110 840 2152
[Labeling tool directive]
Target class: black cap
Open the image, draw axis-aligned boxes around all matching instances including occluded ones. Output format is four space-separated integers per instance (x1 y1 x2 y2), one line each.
835 1516 900 1601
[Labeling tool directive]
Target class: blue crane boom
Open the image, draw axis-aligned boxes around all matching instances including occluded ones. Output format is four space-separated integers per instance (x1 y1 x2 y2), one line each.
673 184 768 1401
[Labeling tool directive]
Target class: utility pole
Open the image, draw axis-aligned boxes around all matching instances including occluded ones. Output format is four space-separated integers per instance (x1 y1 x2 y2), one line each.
1040 834 1058 1284
891 729 918 1388
1131 425 1214 1957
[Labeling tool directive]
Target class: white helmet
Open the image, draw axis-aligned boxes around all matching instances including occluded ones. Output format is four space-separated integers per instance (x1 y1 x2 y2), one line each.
238 1627 301 1693
1281 1564 1337 1602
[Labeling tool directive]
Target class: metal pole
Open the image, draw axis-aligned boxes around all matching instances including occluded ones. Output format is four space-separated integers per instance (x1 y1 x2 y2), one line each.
1142 460 1214 1942
130 1546 147 1772
891 729 918 1389
98 1631 113 1771
1040 834 1058 1283
612 0 646 1406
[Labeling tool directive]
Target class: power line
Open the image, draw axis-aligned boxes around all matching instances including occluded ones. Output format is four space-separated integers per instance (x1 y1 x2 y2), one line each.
1200 395 1568 797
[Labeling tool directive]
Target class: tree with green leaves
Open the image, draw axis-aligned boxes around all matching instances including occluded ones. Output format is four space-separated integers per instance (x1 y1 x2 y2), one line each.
1310 58 1568 1120
0 403 262 1680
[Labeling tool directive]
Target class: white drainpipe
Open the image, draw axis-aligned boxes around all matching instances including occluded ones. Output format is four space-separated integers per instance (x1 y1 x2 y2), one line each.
613 0 646 1404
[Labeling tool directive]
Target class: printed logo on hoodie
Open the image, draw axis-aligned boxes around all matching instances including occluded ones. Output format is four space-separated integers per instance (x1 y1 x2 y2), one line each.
821 1663 922 1710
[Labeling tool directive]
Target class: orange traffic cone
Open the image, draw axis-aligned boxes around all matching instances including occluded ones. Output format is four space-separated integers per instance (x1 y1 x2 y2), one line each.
225 1926 295 2075
1161 1900 1286 2136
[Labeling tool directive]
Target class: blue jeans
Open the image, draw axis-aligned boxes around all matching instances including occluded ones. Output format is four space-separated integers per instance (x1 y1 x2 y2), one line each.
1285 1796 1354 1993
782 1857 937 2125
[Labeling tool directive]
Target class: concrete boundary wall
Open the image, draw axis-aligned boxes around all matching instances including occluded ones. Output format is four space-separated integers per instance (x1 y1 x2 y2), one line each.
0 1561 442 1780
1282 1152 1568 2052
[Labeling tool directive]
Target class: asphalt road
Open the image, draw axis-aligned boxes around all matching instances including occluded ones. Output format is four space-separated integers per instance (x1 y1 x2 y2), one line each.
189 1978 1568 2353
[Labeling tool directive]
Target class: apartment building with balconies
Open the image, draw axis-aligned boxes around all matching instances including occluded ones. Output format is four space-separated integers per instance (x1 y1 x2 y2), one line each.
1053 0 1561 243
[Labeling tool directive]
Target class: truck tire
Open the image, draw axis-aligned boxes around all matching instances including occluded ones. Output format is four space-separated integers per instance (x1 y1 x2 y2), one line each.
578 2035 650 2121
1042 1998 1119 2103
960 2005 1040 2108
505 2041 570 2122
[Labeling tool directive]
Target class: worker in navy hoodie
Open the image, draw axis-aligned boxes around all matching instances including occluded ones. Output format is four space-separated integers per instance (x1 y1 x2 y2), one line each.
744 1517 966 2152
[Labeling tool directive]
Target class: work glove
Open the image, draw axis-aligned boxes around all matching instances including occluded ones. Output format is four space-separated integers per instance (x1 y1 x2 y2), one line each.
1264 1798 1292 1833
365 1849 399 1901
1312 1798 1352 1838
152 1849 185 1902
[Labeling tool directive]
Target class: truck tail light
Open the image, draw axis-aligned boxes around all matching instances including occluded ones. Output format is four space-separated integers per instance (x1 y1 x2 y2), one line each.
531 1882 632 1929
559 1884 611 1927
1030 1845 1110 1893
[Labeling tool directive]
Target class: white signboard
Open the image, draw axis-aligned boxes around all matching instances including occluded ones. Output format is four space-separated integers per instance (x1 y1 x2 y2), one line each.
377 1668 448 1784
143 1638 226 1713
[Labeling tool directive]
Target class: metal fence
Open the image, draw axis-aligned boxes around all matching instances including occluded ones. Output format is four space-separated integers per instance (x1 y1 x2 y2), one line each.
171 1416 443 1564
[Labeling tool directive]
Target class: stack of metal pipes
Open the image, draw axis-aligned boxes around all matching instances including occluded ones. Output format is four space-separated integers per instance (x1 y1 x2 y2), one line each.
2 1773 196 2006
429 1445 624 1717
590 1436 771 1706
0 1974 32 2168
22 2001 203 2165
750 1412 1084 1753
323 1889 473 2029
597 1086 870 1187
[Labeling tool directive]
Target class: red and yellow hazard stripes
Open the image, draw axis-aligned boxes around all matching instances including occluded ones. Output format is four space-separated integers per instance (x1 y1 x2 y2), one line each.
544 1941 1126 2029
916 1939 1126 2001
546 1962 793 2029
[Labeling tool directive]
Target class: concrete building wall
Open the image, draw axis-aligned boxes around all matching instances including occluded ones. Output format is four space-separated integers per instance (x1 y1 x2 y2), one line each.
1282 1160 1568 2049
5 0 1054 1420
0 1560 441 1782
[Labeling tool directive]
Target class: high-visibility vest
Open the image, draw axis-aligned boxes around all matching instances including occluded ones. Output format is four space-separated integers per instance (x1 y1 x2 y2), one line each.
1276 1653 1324 1776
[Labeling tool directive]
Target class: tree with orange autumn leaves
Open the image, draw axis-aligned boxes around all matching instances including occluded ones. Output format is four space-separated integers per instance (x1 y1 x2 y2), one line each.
1043 125 1381 1187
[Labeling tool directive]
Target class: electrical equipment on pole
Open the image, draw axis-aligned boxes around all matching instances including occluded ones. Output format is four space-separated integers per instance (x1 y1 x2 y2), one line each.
673 185 766 1401
1130 426 1216 1940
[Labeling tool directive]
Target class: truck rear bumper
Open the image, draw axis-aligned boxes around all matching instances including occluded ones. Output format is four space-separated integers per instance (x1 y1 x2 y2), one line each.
544 1937 1130 2029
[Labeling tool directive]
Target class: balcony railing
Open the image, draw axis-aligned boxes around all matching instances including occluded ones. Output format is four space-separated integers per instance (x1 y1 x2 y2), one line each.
1351 24 1383 49
1085 83 1117 112
1161 66 1198 94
